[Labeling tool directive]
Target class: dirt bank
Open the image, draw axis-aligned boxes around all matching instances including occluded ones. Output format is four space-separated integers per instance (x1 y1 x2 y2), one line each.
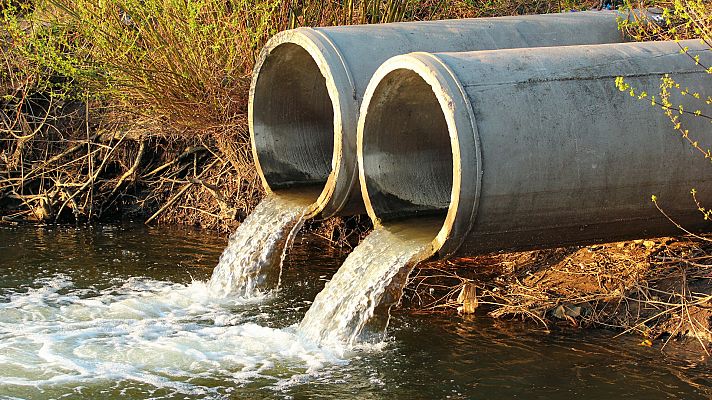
404 235 712 354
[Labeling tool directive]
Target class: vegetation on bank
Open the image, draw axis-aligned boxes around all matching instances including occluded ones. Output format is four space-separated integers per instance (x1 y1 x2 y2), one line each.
407 235 712 352
0 0 592 232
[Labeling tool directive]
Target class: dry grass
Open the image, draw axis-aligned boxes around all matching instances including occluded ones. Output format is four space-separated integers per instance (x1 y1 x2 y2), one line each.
403 236 712 353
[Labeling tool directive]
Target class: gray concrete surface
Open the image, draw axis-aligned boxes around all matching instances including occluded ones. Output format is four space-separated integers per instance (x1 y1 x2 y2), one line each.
358 39 712 257
249 11 626 218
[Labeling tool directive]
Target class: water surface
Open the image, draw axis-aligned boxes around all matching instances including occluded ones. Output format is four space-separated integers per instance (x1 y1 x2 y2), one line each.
0 224 710 399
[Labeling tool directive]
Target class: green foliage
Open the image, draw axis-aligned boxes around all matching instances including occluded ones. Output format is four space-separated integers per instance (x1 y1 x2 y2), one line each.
1 1 80 100
39 0 278 133
619 0 711 40
1 0 486 138
617 0 711 216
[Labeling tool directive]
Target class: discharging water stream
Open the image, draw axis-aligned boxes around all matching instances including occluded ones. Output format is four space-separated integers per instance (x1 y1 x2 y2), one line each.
298 222 436 350
207 194 309 297
1 224 711 399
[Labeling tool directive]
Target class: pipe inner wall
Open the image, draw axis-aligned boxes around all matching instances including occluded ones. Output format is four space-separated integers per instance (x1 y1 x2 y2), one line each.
360 69 453 222
250 43 335 204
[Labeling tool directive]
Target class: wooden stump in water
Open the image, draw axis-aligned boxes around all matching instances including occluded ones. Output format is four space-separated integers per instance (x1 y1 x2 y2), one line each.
457 283 478 314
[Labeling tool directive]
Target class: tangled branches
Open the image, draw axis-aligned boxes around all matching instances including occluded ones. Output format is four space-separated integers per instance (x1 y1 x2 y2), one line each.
404 236 712 353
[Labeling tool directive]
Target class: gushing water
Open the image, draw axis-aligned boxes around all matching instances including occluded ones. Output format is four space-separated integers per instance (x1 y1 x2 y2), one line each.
0 199 441 396
297 223 435 351
208 194 309 297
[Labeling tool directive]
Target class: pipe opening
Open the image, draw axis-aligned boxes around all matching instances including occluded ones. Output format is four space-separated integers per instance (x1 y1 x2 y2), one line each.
252 43 335 203
361 68 454 234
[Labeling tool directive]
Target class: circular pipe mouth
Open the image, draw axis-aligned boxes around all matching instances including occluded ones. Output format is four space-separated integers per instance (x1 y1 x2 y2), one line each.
357 53 482 258
249 29 354 216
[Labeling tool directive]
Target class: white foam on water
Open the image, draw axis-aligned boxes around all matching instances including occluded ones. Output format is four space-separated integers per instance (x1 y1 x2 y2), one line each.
297 224 434 354
208 194 309 298
0 275 345 397
0 195 434 396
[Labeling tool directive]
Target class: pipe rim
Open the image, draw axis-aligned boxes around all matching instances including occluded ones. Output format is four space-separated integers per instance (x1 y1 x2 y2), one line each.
248 28 358 217
357 52 482 257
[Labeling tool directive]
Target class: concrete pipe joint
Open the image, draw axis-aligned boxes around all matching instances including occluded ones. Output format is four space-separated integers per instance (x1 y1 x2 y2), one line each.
249 11 625 218
358 40 712 258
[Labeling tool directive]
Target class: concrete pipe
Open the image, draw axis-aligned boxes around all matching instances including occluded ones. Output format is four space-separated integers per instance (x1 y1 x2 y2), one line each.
358 39 712 258
249 11 626 218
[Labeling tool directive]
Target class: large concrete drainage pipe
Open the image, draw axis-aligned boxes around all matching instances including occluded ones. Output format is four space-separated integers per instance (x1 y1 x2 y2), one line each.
249 11 625 218
358 40 712 258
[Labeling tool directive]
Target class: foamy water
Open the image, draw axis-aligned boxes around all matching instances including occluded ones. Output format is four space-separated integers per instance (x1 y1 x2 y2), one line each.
0 198 439 397
208 194 309 297
0 275 343 398
0 191 420 397
298 224 434 352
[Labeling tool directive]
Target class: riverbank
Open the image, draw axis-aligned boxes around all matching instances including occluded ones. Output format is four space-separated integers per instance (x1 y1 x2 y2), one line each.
405 234 712 354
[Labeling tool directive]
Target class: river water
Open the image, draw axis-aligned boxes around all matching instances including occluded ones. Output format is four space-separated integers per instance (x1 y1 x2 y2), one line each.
1 224 710 399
